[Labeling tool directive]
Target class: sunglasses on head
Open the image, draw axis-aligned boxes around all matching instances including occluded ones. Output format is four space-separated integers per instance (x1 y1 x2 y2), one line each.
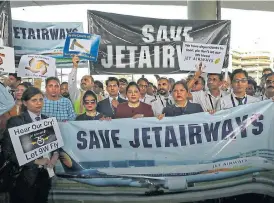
84 100 96 105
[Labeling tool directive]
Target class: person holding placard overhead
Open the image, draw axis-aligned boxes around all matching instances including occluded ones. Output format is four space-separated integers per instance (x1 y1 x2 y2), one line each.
1 87 58 203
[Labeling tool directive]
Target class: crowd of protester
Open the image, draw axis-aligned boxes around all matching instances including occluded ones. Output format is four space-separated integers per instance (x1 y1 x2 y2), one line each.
0 56 274 203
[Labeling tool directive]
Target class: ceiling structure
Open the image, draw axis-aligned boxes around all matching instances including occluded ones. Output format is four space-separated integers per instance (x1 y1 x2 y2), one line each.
9 1 274 13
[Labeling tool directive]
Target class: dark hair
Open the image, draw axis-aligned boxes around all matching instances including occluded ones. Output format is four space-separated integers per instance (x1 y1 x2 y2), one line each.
248 79 257 90
105 77 119 87
126 82 140 93
94 80 103 89
172 81 188 92
231 69 248 81
119 78 128 84
82 90 97 104
9 73 21 81
46 77 60 86
197 76 205 86
208 73 223 81
137 78 149 85
265 72 274 80
262 68 273 75
61 82 68 86
21 87 43 102
17 82 32 89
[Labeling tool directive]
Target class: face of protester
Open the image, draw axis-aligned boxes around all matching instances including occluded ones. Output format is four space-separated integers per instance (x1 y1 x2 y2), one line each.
138 80 148 96
8 75 20 89
23 94 44 115
127 85 141 104
246 84 255 96
93 84 102 95
207 75 222 91
147 84 154 96
232 73 248 95
81 75 94 91
15 85 26 100
265 75 274 94
106 81 119 97
46 80 60 98
157 79 170 96
192 78 204 92
172 84 188 103
60 83 69 98
263 70 272 76
119 82 127 94
83 95 97 111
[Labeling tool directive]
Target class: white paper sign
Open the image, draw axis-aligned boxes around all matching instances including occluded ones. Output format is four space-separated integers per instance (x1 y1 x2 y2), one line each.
180 42 227 73
0 46 15 73
18 55 56 78
8 117 64 166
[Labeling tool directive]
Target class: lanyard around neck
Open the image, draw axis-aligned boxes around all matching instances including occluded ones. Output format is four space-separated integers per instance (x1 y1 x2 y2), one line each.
231 94 247 107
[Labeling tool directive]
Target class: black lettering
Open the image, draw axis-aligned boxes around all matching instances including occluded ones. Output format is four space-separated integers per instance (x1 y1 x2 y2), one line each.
179 125 187 146
111 130 122 148
129 129 140 148
77 131 87 150
20 28 27 39
203 122 221 142
252 114 264 135
222 119 235 140
36 29 41 40
41 29 49 40
235 115 248 138
72 28 78 32
28 28 36 39
152 127 162 147
188 124 202 145
142 128 152 148
13 27 20 39
89 131 100 149
165 126 178 147
49 29 59 40
59 29 66 39
66 28 73 33
98 130 110 148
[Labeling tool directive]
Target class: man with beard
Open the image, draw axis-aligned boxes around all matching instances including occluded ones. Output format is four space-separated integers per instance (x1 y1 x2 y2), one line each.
150 77 173 116
60 82 70 99
68 56 103 115
261 73 274 101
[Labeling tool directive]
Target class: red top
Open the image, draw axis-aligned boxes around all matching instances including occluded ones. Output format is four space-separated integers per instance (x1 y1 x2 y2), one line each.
115 102 154 119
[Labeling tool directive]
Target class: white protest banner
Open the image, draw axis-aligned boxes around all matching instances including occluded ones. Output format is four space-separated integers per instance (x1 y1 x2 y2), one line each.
181 42 227 73
18 55 56 78
54 100 274 201
8 117 64 166
0 46 15 73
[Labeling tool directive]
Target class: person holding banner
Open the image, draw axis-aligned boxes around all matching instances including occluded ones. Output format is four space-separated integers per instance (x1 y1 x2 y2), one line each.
2 87 56 203
137 77 154 105
115 82 154 119
157 81 203 119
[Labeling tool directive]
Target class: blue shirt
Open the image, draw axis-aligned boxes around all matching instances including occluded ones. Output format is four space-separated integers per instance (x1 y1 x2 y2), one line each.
0 83 15 115
42 97 76 121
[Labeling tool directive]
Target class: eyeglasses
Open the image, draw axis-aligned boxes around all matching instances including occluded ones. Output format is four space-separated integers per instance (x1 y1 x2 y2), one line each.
138 84 148 88
84 100 96 105
232 78 248 83
30 98 44 103
266 80 274 85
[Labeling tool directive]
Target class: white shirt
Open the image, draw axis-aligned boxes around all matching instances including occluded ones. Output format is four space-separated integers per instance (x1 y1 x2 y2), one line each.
28 110 41 122
217 93 260 111
139 94 154 105
150 95 174 116
191 90 228 111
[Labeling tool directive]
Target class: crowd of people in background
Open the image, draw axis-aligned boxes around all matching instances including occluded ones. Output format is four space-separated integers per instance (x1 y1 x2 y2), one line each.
0 56 274 203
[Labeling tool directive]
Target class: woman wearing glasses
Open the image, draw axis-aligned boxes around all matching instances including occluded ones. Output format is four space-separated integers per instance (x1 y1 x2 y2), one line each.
76 90 105 121
2 87 57 203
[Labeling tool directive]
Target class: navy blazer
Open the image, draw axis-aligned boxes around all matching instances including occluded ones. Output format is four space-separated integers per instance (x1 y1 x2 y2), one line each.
96 97 127 118
162 102 204 117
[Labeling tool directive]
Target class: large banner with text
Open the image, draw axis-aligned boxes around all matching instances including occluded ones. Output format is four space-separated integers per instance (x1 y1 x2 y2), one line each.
87 10 231 74
53 100 274 202
12 20 83 65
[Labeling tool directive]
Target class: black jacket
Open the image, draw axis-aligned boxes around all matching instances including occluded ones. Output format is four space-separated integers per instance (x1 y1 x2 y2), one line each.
97 97 127 118
162 102 204 117
2 111 48 186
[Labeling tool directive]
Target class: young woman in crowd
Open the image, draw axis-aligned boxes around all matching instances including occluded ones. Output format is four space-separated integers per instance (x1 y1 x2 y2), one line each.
2 87 56 203
76 90 105 121
115 82 154 118
157 81 204 119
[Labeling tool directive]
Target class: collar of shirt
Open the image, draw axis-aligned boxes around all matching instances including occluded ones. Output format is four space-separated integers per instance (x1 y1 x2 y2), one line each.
140 94 147 102
232 92 247 99
109 96 119 104
28 110 41 122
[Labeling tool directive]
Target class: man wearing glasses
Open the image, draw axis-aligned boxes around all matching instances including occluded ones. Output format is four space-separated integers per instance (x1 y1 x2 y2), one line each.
217 69 260 110
137 78 154 105
262 72 274 101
